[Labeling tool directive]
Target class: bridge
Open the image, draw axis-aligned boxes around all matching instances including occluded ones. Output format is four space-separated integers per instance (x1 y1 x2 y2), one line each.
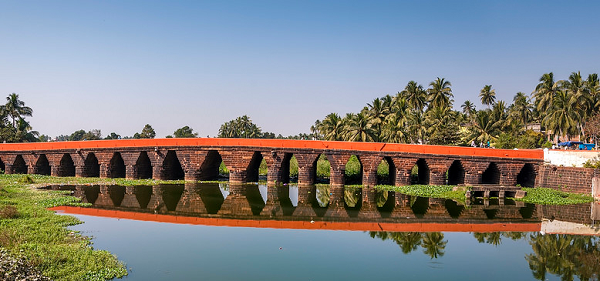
0 138 543 187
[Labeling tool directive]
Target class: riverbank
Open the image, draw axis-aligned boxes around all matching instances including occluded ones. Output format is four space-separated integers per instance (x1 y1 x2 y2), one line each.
0 174 132 281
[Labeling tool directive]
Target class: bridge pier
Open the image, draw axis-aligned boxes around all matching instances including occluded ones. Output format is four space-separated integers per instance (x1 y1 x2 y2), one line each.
295 153 319 185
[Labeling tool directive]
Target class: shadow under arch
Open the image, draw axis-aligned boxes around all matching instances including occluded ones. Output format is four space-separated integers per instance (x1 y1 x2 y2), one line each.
0 158 4 173
447 160 465 185
245 151 263 182
481 162 500 184
109 152 126 178
58 154 76 177
162 151 184 180
135 151 152 179
516 163 536 187
12 155 28 174
199 150 222 181
83 153 100 177
35 154 51 175
411 159 430 185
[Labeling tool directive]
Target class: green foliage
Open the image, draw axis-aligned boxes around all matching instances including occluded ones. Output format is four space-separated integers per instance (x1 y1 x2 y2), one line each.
173 126 198 138
583 157 600 168
517 187 594 205
218 115 262 138
0 175 127 280
375 184 468 203
344 155 362 184
219 161 229 175
69 129 101 141
315 154 330 179
133 124 156 139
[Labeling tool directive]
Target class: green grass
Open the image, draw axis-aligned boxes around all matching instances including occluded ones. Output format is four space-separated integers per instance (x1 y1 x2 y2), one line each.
0 174 129 280
375 184 469 203
516 187 594 205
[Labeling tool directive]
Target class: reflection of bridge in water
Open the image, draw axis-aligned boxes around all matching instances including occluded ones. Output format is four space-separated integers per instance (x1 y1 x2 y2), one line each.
49 183 559 233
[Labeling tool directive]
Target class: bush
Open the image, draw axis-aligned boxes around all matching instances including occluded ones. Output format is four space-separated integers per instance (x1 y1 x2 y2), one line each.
583 157 600 169
0 205 19 219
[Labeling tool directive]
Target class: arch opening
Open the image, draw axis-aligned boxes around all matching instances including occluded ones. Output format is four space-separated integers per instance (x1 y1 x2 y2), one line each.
12 155 28 174
447 160 465 185
376 157 395 185
35 154 51 175
245 152 263 182
311 154 331 184
199 150 223 180
344 155 362 185
58 154 76 177
516 163 536 187
344 186 361 208
109 152 126 178
481 162 500 184
411 159 430 185
279 153 299 184
135 151 152 179
162 151 184 180
83 153 100 177
0 158 5 173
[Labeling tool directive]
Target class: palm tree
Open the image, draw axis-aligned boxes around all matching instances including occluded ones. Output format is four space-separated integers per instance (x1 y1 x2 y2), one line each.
470 110 498 144
586 73 600 113
543 90 580 140
2 93 33 129
344 112 377 142
533 72 560 114
427 78 453 110
511 92 533 128
421 232 447 259
479 85 496 109
319 113 344 141
401 81 428 113
461 100 476 119
367 97 391 139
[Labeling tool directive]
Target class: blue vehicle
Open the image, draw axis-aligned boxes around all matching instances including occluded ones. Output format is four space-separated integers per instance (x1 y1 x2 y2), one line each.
578 143 596 150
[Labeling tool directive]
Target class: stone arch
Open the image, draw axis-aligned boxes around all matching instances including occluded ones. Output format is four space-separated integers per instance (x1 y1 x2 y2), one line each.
12 155 28 174
447 160 465 185
376 157 395 185
279 153 295 184
135 151 152 179
411 158 430 185
245 151 263 182
109 152 126 178
199 150 222 180
83 153 100 177
58 154 76 177
108 186 126 207
0 158 5 173
344 155 363 185
162 150 184 180
481 162 500 184
516 163 536 187
311 154 330 184
35 154 51 175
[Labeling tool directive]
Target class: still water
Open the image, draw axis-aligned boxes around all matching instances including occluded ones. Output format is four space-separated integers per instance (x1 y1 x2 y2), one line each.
50 183 600 281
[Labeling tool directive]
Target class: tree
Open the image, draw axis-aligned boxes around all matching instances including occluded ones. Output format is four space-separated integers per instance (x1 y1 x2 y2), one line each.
479 85 496 109
173 126 198 138
69 130 86 141
543 90 580 140
134 124 156 139
218 115 262 138
319 113 344 141
401 81 427 113
105 132 121 140
2 93 33 129
461 100 476 120
427 77 453 110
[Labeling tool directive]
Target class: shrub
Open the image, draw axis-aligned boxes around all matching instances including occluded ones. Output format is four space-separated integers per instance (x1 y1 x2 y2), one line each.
0 205 19 219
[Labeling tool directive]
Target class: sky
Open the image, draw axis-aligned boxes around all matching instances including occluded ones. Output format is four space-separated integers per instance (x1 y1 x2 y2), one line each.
1 0 599 139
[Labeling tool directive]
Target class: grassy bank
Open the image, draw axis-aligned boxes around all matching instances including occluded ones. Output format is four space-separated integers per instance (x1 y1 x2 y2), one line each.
0 174 140 281
516 187 594 205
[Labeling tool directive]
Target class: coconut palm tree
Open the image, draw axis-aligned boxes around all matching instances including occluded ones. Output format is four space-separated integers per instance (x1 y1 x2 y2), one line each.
319 113 344 141
2 93 33 129
421 232 447 259
479 85 496 109
511 92 533 128
367 97 391 139
533 72 560 114
543 90 580 140
427 78 453 110
401 81 428 113
586 73 600 113
461 100 476 119
344 112 377 142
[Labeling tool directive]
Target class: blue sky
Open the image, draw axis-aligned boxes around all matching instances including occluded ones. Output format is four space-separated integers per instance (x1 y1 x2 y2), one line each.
1 0 598 138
